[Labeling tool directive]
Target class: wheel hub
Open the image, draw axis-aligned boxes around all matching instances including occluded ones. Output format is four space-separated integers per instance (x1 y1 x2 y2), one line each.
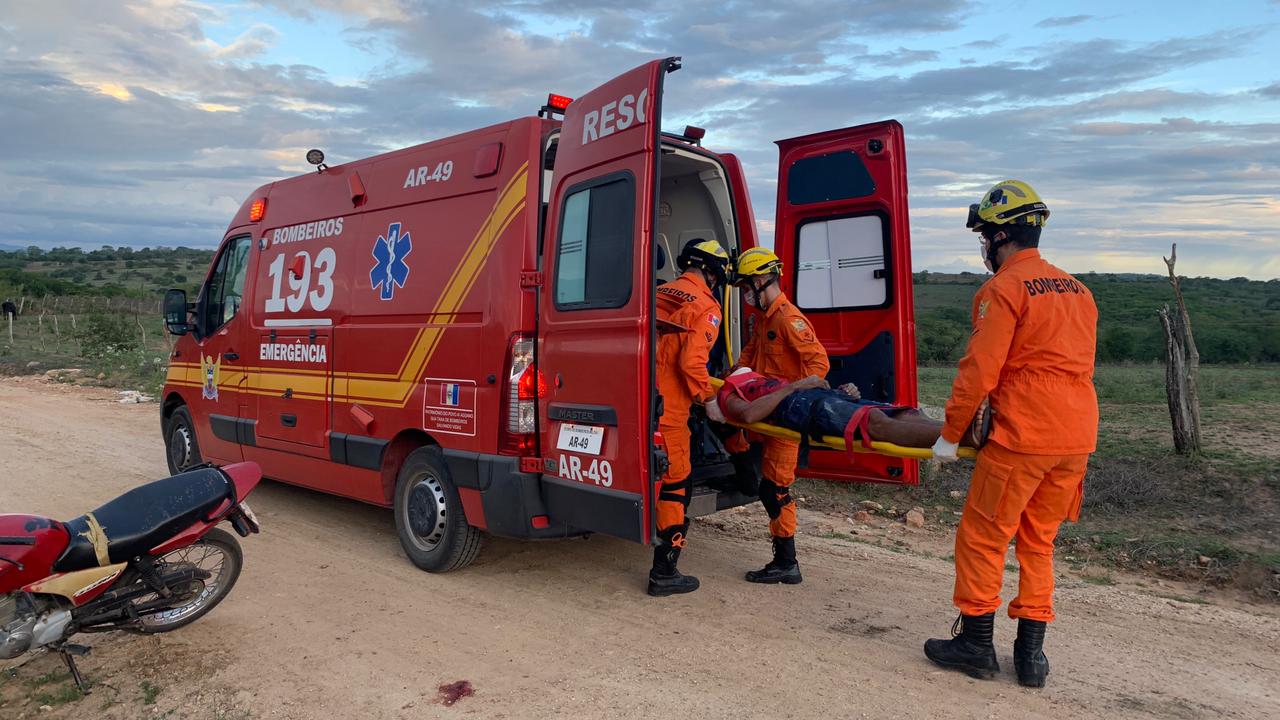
406 477 447 546
169 424 192 469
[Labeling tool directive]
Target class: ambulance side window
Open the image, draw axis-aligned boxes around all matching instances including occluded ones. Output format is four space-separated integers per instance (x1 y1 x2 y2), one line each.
200 235 252 336
553 172 635 310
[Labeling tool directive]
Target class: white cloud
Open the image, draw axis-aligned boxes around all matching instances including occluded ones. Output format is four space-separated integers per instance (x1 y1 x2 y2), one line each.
0 0 1276 279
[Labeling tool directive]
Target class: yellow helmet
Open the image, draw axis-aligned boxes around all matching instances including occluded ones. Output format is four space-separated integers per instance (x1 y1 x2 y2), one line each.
966 180 1049 232
676 238 730 286
734 247 783 280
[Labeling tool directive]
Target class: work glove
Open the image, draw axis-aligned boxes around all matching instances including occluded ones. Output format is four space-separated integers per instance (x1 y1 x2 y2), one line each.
930 436 959 463
705 397 726 423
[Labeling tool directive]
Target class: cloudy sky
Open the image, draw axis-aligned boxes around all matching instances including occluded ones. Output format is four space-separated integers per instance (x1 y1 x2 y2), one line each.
2 0 1278 278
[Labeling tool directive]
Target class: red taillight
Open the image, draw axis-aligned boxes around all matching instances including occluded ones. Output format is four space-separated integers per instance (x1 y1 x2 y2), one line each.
531 515 550 529
546 93 573 111
517 367 548 400
248 198 267 222
500 335 539 455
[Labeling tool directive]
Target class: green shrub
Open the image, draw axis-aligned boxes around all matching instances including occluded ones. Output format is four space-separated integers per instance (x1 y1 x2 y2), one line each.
77 314 139 358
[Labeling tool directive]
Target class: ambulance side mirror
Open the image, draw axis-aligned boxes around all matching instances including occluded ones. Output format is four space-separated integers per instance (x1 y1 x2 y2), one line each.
164 289 193 336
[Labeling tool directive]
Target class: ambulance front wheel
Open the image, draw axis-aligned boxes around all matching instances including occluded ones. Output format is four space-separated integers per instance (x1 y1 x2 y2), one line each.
164 405 203 475
394 446 484 572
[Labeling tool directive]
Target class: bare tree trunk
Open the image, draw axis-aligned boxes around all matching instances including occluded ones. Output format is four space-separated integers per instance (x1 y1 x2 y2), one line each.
1159 243 1203 454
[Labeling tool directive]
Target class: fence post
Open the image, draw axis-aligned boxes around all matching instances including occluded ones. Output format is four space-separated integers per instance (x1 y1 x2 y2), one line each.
6 313 11 346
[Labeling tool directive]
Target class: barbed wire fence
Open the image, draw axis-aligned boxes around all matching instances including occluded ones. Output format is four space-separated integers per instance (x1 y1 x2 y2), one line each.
4 294 168 355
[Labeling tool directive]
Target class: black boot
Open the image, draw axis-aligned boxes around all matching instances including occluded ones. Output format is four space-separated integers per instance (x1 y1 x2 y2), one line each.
923 613 1000 679
745 537 802 584
1013 619 1050 688
647 544 700 597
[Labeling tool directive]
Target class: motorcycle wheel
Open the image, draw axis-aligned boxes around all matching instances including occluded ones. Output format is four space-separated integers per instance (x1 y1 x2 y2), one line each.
133 527 243 633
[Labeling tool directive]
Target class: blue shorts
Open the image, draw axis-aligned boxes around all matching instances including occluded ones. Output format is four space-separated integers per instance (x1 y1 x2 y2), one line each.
772 389 893 439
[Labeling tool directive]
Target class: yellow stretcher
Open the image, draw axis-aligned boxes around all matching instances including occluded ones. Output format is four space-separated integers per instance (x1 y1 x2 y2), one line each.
707 377 978 461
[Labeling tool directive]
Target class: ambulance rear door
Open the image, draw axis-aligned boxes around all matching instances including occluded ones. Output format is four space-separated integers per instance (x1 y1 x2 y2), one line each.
537 58 679 541
772 120 920 485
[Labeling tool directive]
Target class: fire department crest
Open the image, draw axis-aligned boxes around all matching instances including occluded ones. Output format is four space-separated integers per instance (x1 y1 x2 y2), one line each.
200 353 221 401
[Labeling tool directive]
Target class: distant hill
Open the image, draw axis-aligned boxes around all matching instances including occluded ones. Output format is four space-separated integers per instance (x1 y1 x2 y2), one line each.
2 247 1277 364
914 270 1280 364
0 246 214 299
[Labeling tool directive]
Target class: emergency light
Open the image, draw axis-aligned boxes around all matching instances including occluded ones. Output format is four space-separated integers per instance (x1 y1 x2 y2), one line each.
539 93 573 117
248 198 267 223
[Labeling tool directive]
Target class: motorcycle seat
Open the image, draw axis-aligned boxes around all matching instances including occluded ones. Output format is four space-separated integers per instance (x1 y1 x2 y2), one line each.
54 467 234 573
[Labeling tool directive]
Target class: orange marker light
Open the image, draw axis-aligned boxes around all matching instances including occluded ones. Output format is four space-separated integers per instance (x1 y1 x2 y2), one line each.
248 198 267 222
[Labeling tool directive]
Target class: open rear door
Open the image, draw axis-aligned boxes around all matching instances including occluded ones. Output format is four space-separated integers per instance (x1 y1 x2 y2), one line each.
537 58 679 540
772 120 920 485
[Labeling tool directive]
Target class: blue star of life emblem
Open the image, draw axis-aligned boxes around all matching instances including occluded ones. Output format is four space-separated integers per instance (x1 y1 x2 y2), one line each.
371 222 412 300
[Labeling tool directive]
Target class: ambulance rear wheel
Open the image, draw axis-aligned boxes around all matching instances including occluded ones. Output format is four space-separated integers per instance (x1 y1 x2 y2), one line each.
394 446 483 572
164 405 203 474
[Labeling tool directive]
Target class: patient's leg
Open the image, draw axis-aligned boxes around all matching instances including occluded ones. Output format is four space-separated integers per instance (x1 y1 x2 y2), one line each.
864 410 942 448
864 410 981 448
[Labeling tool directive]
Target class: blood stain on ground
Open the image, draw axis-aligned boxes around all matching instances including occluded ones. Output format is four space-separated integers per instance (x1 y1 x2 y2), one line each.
437 680 474 706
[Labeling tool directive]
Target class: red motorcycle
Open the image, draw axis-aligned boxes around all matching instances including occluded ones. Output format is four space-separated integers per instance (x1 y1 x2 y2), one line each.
0 462 261 692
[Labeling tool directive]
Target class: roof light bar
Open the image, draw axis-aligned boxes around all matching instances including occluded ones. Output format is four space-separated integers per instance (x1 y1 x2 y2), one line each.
539 93 574 118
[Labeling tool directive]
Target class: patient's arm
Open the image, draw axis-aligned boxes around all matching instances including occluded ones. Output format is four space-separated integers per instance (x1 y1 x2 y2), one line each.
725 376 828 424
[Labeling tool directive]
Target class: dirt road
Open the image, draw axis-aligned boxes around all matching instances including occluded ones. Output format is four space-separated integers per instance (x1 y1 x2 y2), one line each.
1 377 1277 719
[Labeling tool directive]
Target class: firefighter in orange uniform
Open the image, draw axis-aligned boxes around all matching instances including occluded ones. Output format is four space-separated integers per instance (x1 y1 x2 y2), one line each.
649 239 731 597
924 181 1098 688
730 247 829 585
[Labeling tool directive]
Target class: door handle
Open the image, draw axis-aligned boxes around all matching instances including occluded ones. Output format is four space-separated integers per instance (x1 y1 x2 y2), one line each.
223 351 239 361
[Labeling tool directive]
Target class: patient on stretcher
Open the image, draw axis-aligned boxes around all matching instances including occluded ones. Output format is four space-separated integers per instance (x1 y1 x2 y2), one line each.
717 367 983 450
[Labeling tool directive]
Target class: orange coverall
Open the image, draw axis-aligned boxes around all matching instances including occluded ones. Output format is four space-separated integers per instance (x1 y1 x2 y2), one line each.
655 272 722 542
942 248 1098 622
730 293 829 538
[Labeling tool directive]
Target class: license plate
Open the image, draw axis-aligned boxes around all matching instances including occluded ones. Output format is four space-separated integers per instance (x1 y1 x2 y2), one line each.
556 423 604 456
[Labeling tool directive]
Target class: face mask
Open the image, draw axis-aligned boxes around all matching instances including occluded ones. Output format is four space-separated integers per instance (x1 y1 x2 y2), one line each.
742 288 757 307
979 238 994 273
980 230 1006 272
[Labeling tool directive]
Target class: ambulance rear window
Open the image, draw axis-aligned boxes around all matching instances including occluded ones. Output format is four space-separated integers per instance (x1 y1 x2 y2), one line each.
786 150 875 206
554 173 635 310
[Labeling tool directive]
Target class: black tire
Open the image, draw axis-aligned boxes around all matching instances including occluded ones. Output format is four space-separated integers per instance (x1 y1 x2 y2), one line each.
134 527 243 633
164 405 203 474
393 446 483 572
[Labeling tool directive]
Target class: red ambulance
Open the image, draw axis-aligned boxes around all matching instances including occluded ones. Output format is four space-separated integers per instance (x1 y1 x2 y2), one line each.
161 58 919 572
